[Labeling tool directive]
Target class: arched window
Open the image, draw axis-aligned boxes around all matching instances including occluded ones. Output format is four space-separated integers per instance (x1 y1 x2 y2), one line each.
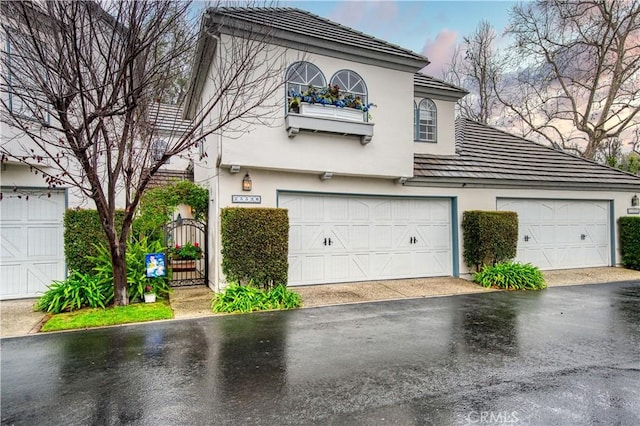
286 61 326 110
418 99 437 142
413 101 418 140
330 70 368 106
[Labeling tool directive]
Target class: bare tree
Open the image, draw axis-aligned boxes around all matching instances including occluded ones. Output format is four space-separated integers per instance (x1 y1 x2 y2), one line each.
444 20 503 124
1 1 288 305
496 0 640 159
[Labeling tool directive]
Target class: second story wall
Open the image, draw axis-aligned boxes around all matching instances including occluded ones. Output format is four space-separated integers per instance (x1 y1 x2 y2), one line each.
203 35 417 179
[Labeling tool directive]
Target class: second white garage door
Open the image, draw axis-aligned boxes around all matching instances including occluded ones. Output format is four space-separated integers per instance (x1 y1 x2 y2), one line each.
279 193 453 285
497 198 611 270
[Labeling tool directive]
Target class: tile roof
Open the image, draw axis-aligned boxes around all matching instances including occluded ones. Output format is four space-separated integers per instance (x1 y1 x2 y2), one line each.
413 118 640 189
208 7 428 66
414 73 468 99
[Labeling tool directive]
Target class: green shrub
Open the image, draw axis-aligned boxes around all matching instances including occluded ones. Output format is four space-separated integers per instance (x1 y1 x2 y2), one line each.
462 210 519 271
211 283 301 313
90 236 172 301
35 271 113 313
221 208 289 288
64 209 125 275
474 262 546 290
133 180 209 242
619 216 640 270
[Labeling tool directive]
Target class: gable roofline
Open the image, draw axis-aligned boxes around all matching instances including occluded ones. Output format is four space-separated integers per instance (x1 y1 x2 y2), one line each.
411 117 640 191
414 72 468 102
184 7 430 117
208 8 429 72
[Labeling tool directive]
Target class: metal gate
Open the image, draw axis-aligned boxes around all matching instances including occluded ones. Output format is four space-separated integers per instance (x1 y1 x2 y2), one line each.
165 218 208 287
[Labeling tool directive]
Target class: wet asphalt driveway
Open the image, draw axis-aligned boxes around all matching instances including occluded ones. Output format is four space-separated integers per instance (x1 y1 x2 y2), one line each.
2 281 639 425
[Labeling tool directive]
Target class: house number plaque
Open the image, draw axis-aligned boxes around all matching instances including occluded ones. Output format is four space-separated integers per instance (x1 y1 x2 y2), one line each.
232 195 262 204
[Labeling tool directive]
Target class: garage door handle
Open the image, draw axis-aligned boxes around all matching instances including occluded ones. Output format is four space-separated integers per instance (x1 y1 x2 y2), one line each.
323 238 327 246
524 235 529 242
328 238 333 246
581 234 587 240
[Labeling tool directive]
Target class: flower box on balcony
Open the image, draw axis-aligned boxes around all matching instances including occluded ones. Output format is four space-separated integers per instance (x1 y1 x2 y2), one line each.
299 103 365 122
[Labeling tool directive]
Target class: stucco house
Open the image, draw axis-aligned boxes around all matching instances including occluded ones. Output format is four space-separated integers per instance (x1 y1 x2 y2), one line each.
2 6 640 299
184 7 640 290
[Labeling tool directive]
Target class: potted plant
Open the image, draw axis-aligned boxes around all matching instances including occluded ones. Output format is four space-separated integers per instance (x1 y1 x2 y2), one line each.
167 241 203 271
143 285 156 303
288 84 376 121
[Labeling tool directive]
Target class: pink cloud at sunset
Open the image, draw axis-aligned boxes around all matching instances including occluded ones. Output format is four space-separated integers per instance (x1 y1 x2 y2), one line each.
421 29 459 76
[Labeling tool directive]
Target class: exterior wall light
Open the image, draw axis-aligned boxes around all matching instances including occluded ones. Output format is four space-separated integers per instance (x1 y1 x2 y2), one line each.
242 173 252 191
632 194 639 207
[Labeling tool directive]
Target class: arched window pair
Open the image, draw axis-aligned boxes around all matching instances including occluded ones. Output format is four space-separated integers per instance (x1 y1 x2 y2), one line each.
285 62 368 110
414 99 437 142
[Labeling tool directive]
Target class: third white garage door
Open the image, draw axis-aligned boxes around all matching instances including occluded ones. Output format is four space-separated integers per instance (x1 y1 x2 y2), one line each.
279 193 453 285
497 199 611 270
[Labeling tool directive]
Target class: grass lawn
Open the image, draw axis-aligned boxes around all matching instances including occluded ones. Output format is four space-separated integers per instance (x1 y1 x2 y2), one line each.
41 300 174 332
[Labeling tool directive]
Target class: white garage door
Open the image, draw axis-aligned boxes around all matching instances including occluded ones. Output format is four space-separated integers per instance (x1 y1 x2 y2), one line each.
280 193 452 285
1 189 66 299
497 199 610 270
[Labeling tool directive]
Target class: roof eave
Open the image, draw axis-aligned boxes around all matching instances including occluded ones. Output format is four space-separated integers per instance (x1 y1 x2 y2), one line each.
406 176 640 192
183 16 217 119
414 86 467 102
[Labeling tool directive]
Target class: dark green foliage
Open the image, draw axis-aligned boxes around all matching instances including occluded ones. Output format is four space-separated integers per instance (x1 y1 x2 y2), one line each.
462 210 519 271
64 209 125 275
133 180 208 242
35 271 113 313
619 216 640 270
474 262 546 290
211 283 301 313
90 237 172 301
221 208 289 288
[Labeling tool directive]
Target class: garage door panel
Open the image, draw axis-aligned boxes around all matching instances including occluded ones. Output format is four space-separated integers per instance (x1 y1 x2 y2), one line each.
28 226 62 257
373 225 393 249
498 198 610 270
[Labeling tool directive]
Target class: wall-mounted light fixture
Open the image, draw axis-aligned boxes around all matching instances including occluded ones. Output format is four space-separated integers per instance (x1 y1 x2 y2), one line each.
229 165 240 174
396 177 408 185
632 194 639 207
242 173 252 191
320 172 333 181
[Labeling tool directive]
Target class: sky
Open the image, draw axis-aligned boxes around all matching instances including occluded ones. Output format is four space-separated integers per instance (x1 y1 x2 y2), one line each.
283 0 519 77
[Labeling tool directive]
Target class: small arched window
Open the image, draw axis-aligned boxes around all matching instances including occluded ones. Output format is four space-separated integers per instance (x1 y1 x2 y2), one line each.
330 70 368 106
286 61 326 110
418 99 437 142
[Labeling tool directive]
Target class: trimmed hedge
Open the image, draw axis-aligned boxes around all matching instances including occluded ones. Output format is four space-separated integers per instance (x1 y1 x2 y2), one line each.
64 209 125 275
221 208 289 288
462 210 518 272
619 216 640 270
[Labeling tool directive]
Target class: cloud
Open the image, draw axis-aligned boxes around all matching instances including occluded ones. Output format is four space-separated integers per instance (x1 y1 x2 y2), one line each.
421 29 459 77
328 1 400 34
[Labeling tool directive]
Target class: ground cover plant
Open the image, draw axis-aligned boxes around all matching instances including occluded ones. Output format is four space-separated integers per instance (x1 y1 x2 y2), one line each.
35 271 113 314
211 283 301 313
41 300 173 332
474 262 546 290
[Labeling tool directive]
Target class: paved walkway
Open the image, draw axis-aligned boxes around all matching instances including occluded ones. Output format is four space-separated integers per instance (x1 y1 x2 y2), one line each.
2 267 640 338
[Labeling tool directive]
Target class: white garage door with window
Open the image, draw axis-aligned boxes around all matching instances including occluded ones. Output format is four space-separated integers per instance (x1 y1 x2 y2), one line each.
280 193 452 286
1 189 66 299
497 198 610 270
